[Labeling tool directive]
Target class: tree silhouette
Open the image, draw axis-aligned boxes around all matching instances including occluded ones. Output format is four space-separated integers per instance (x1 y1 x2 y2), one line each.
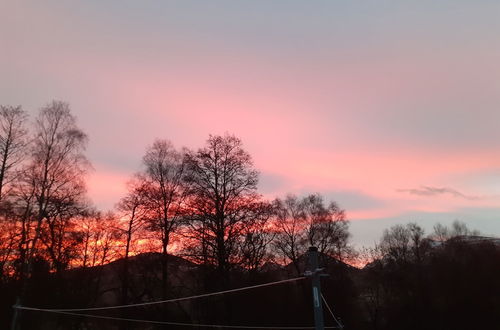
140 139 188 299
0 105 28 204
273 194 351 275
183 134 263 284
116 177 149 304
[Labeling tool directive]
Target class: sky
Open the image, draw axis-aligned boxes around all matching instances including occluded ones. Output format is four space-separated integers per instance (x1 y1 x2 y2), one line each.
1 1 500 248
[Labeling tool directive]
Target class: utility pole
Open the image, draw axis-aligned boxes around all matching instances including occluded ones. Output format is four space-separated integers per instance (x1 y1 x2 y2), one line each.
306 246 325 330
10 297 20 330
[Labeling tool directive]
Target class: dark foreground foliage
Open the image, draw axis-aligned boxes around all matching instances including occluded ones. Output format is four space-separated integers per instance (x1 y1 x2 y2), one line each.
1 236 499 330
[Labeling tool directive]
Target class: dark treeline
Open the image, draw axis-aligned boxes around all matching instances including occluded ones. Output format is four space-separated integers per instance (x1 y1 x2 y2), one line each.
0 101 499 330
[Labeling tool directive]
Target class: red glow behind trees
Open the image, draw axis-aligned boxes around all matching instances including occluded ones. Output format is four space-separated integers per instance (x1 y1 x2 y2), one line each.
115 140 189 300
182 134 268 282
0 107 354 298
8 101 91 282
1 102 498 330
141 139 188 299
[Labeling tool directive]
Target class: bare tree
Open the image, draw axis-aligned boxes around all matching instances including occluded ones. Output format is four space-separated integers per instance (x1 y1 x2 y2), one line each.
379 222 430 266
8 101 90 329
76 211 120 269
431 220 480 243
0 105 28 204
77 213 95 269
140 139 188 299
302 194 351 262
272 195 307 275
432 223 450 242
379 224 412 264
14 101 89 282
116 177 149 303
273 194 351 274
239 204 274 274
40 209 83 274
183 134 262 282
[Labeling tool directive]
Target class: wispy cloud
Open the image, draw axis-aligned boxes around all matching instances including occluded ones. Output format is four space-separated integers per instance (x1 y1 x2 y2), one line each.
397 186 479 200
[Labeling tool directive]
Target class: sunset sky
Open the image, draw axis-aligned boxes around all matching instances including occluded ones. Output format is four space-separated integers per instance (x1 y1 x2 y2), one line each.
2 1 500 247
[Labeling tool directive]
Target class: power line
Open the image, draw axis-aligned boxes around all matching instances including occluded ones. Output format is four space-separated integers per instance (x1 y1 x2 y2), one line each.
16 307 342 329
15 277 305 312
321 294 343 329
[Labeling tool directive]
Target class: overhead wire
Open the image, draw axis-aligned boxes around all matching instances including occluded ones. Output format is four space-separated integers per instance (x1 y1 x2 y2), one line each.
15 277 305 312
15 276 344 329
321 293 344 329
16 307 342 329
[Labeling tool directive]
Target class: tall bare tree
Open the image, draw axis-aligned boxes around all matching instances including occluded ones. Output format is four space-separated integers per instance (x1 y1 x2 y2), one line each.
10 101 90 330
14 101 89 282
116 177 148 304
0 105 26 284
141 139 188 299
183 134 263 282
